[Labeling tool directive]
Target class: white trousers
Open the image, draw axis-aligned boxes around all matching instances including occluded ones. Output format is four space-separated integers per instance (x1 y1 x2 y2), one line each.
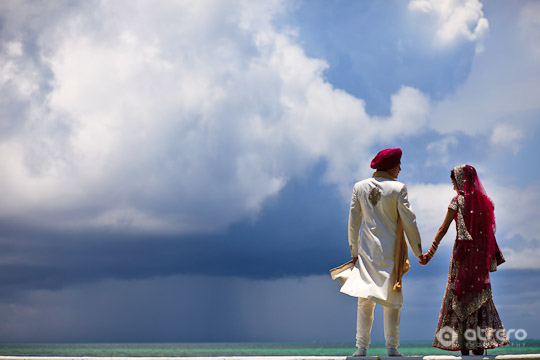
356 297 400 349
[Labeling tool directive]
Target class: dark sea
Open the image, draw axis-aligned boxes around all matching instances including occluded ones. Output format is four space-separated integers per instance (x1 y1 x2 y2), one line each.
0 341 539 357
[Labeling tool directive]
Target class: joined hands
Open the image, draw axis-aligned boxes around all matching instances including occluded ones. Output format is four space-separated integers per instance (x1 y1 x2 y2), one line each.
418 253 431 266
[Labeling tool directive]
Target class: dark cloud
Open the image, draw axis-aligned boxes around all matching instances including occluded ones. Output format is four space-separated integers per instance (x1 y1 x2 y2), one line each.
0 169 536 342
0 0 539 344
0 267 536 343
0 273 358 343
0 165 349 296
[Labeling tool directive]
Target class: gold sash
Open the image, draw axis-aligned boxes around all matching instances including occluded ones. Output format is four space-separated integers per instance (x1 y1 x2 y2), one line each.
373 171 409 292
392 217 409 291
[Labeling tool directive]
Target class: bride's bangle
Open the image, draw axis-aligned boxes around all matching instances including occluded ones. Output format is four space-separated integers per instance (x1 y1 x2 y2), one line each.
426 243 438 258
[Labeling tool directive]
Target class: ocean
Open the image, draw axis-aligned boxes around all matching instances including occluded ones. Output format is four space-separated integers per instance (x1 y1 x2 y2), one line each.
0 341 539 357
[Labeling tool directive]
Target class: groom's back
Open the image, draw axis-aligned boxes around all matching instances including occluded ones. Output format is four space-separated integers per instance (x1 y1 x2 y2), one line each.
354 177 405 263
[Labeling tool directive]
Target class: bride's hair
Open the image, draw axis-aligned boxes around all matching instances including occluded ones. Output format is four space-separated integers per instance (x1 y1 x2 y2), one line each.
450 170 456 182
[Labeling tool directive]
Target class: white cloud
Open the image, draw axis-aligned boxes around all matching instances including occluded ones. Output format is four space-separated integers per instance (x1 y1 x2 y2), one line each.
408 0 488 49
490 123 525 155
0 0 431 233
429 1 540 136
425 136 458 166
518 1 540 60
408 183 457 249
485 180 540 245
499 247 540 270
0 42 40 100
4 41 23 57
283 83 430 197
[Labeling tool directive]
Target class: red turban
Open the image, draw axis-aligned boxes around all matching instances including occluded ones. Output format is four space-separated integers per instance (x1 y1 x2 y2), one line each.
370 148 402 170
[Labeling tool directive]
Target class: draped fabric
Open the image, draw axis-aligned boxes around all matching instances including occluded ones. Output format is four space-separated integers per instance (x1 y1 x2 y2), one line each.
451 165 505 314
433 245 508 351
433 165 508 351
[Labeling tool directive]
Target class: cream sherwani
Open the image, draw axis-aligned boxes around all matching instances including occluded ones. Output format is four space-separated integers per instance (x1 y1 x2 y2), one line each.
341 175 423 308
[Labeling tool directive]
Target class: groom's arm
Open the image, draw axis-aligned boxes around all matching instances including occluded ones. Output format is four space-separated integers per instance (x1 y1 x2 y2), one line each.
397 184 423 258
348 184 363 259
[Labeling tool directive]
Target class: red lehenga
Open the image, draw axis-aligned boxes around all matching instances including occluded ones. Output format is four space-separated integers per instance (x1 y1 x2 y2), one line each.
431 165 509 351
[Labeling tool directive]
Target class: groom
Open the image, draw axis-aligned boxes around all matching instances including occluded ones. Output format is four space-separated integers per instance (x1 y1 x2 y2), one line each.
344 148 423 357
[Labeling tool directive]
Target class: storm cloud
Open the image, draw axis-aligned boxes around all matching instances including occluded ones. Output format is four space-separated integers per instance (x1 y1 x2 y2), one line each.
0 0 539 343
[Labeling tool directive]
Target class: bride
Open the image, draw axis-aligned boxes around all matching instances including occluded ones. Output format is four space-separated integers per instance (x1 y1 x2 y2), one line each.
420 164 509 355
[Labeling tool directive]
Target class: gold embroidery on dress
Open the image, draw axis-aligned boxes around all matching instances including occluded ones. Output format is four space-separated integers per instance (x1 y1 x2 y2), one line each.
369 187 381 206
432 244 509 350
490 257 498 272
451 167 472 241
433 165 508 351
455 195 472 241
490 252 505 272
449 197 458 211
454 164 466 190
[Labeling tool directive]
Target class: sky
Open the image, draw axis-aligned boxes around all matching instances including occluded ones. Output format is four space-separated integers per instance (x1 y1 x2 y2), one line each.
0 0 539 344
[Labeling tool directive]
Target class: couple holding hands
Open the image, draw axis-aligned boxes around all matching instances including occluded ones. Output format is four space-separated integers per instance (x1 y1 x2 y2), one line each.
337 148 508 357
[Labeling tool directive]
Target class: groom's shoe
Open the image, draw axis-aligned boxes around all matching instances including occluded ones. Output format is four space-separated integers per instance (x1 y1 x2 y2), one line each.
352 348 367 357
387 348 403 357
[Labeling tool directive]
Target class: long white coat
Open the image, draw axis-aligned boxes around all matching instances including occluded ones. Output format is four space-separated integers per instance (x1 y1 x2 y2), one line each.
340 175 423 308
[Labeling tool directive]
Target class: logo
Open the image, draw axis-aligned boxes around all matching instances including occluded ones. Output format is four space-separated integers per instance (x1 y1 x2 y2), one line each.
436 326 458 348
435 326 527 347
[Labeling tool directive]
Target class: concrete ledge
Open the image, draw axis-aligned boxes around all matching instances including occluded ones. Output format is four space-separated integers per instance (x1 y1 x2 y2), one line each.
1 355 540 360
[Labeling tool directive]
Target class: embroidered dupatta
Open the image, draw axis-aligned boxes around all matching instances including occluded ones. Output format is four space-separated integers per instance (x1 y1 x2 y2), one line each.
451 165 505 318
